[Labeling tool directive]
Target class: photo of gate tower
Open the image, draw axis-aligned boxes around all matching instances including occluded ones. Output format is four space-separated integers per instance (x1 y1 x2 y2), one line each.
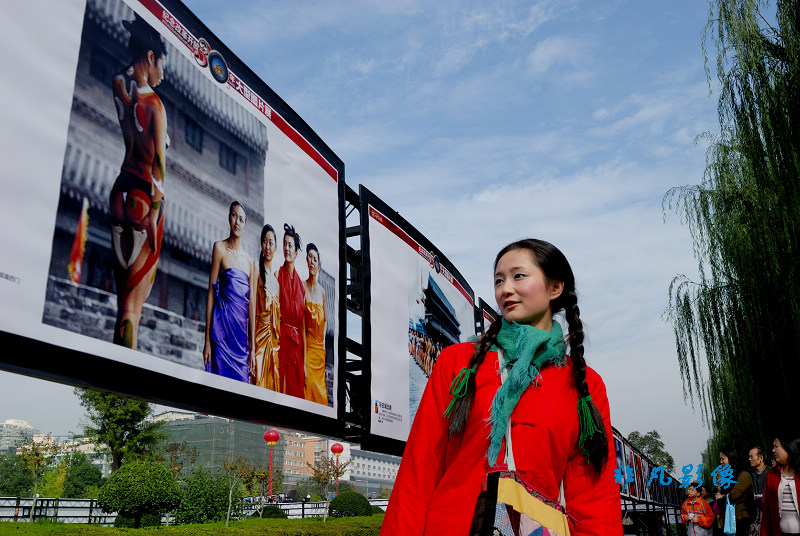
43 0 267 365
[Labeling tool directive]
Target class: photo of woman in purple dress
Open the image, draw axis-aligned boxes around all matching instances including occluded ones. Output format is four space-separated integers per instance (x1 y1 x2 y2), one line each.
203 201 255 382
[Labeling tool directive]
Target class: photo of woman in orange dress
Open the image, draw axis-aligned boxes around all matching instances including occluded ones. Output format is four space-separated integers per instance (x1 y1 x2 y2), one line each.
303 243 327 405
253 224 281 390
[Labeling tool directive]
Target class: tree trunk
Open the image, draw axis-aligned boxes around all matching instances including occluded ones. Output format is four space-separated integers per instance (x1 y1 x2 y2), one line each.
226 486 233 527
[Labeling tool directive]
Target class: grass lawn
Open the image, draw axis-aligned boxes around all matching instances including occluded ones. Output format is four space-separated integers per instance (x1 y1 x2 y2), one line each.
0 514 384 536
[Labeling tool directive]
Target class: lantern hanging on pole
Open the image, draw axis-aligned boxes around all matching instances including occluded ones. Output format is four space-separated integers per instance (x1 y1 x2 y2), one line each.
331 443 344 496
264 429 280 496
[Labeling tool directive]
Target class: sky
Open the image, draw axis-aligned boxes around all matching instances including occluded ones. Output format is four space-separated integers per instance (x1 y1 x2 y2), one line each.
1 0 720 473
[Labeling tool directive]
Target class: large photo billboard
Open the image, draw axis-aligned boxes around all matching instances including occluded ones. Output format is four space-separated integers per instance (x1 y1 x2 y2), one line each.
0 0 344 431
359 186 475 454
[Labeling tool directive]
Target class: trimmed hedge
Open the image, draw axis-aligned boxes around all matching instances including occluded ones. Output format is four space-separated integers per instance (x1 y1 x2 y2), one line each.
328 491 372 517
0 514 385 535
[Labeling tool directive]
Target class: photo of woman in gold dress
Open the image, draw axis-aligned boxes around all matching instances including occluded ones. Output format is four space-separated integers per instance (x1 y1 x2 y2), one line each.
252 224 281 391
303 243 327 405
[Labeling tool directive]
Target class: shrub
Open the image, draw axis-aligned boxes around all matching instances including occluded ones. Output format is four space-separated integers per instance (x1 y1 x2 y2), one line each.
174 467 230 524
98 459 180 528
250 505 287 518
328 490 372 518
371 504 385 514
114 511 162 527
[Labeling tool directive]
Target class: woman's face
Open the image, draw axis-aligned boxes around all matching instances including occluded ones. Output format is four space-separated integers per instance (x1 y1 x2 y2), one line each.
229 205 246 237
261 231 276 262
494 249 562 330
307 249 320 276
773 439 790 467
283 234 297 263
148 52 165 87
719 452 729 465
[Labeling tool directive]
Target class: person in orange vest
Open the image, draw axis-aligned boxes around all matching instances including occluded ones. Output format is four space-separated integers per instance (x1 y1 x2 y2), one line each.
682 481 716 536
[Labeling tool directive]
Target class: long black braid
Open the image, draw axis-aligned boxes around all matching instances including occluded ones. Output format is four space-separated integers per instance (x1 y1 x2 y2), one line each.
446 239 608 474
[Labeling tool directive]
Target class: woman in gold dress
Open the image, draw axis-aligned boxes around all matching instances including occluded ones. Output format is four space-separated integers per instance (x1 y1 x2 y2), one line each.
252 224 281 391
303 243 327 405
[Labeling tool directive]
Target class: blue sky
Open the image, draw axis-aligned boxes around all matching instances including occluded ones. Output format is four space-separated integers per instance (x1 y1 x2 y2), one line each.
1 0 719 472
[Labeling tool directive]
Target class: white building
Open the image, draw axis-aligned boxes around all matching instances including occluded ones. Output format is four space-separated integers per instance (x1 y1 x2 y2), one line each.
348 448 401 498
0 419 36 453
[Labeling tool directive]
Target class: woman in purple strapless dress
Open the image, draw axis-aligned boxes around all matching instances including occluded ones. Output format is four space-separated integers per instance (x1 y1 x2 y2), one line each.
203 201 255 383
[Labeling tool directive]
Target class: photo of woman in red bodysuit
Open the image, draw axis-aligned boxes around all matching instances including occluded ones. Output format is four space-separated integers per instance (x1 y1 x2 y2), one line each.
109 15 168 349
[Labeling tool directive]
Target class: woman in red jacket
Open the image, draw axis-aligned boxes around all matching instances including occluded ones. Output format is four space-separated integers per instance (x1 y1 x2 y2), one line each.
761 434 800 536
381 239 621 535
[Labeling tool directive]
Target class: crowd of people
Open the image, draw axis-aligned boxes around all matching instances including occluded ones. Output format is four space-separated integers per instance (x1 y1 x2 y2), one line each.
681 435 800 536
407 329 443 378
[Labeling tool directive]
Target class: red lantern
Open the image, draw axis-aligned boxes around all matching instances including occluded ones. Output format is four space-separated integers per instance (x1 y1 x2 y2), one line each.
264 429 280 496
264 429 280 445
331 443 344 456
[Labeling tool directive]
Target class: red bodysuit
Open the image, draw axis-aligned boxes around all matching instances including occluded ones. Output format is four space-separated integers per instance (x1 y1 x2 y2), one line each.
109 66 167 293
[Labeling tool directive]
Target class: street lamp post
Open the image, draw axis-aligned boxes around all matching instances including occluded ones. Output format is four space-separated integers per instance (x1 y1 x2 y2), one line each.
331 443 343 496
264 429 280 497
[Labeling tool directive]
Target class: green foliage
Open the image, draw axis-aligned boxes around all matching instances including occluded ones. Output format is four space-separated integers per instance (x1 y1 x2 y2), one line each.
328 491 372 518
256 505 287 519
370 505 385 515
62 452 103 499
0 453 33 496
174 467 229 524
627 430 676 473
0 514 384 535
376 486 390 499
113 511 162 528
75 388 166 473
97 459 180 528
38 463 67 498
666 0 800 454
219 457 251 526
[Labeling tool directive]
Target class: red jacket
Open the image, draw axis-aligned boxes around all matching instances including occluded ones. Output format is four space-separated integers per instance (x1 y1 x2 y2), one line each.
761 467 800 536
381 343 622 536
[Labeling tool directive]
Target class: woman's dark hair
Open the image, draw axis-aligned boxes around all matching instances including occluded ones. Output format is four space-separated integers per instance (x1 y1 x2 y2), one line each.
720 446 744 475
259 224 276 284
307 243 320 265
283 223 302 252
775 434 800 473
122 15 167 64
446 238 608 474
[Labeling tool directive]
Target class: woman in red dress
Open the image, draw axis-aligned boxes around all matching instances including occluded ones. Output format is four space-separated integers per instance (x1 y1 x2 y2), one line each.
276 224 305 397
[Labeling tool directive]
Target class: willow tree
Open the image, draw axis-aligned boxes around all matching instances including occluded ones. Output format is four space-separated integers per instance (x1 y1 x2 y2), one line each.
665 0 799 455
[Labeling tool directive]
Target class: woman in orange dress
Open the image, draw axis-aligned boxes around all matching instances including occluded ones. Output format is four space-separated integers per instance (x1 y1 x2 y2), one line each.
252 224 281 390
303 243 327 405
276 224 305 398
109 15 168 349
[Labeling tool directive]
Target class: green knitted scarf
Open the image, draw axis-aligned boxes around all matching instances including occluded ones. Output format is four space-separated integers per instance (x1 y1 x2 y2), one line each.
486 318 566 464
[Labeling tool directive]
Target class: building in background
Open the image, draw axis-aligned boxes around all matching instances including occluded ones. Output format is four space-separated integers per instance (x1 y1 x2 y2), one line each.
157 411 279 475
349 448 400 498
0 419 36 453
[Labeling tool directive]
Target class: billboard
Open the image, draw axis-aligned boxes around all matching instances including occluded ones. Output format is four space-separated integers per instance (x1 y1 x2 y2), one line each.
477 297 499 335
613 427 682 506
358 186 476 454
0 0 345 433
